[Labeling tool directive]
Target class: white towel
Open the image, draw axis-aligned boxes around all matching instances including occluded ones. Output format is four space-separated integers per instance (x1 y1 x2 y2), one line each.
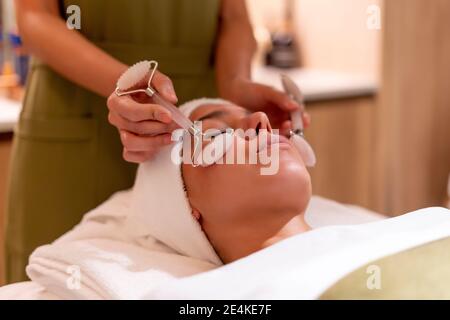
27 239 216 300
26 192 216 300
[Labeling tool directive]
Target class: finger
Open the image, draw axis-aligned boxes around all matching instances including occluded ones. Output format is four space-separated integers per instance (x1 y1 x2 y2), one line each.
262 86 301 112
123 149 156 163
303 112 311 128
151 71 178 104
124 69 177 105
109 111 178 135
120 130 173 152
280 120 292 137
108 94 173 123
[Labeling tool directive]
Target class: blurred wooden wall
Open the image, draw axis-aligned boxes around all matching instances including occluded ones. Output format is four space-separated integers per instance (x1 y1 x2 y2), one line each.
0 134 13 286
373 0 450 215
306 97 377 209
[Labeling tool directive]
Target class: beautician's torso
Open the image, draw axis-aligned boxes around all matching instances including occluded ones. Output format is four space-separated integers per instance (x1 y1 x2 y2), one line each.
5 0 220 283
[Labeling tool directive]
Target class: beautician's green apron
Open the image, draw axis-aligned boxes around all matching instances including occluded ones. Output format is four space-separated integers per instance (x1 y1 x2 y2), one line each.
5 0 220 283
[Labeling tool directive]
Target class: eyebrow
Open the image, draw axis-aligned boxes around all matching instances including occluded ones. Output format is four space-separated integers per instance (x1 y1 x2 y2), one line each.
197 108 251 122
197 110 228 122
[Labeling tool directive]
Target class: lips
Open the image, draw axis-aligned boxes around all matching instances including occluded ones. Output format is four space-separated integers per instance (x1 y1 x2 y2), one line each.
257 133 291 153
275 135 291 145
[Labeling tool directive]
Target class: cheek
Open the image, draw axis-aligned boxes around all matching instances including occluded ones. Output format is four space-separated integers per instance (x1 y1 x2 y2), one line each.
183 163 255 214
183 151 311 217
202 165 248 205
202 164 274 214
182 164 236 213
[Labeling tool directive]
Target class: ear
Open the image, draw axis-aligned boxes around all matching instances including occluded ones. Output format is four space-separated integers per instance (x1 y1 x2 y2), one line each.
191 207 202 222
186 192 203 223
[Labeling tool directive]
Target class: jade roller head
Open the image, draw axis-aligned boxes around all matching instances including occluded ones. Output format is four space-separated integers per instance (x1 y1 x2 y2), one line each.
281 75 317 167
115 60 234 167
116 61 197 135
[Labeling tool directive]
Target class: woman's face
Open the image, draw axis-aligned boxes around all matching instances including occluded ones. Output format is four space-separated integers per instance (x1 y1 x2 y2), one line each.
182 103 312 234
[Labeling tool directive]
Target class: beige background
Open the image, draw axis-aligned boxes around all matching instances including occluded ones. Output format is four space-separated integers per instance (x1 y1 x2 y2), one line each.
247 0 382 77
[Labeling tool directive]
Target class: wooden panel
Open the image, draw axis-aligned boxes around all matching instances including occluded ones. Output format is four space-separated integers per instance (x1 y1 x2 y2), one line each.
306 97 376 209
0 134 13 286
373 0 450 215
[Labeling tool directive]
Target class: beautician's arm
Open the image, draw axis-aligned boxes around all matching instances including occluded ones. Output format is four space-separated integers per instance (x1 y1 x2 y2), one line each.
15 0 126 97
216 0 310 131
216 0 255 97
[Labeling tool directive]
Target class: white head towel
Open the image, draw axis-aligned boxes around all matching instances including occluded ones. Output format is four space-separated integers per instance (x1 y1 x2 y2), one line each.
127 98 231 266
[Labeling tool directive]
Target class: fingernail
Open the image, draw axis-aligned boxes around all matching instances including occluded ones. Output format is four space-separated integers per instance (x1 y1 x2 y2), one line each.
170 92 178 103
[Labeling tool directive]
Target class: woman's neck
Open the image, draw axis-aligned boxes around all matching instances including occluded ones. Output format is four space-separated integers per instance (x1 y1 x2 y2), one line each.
207 210 311 264
260 214 311 250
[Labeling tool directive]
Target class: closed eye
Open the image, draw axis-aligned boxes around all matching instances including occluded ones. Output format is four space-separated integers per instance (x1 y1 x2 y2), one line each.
203 128 231 139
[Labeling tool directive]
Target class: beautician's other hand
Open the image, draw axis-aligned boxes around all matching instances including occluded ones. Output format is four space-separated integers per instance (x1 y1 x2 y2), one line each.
227 78 311 136
107 70 179 163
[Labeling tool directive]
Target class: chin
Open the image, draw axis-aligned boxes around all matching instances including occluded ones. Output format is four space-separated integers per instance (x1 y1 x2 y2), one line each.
278 148 310 179
256 155 312 213
282 164 312 210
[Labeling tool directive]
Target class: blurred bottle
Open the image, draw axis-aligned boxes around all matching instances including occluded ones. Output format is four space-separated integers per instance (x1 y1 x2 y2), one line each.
0 0 27 100
266 33 299 69
265 0 301 69
10 33 29 86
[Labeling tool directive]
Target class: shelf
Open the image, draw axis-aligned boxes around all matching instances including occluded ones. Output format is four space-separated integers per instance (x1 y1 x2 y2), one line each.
253 66 379 103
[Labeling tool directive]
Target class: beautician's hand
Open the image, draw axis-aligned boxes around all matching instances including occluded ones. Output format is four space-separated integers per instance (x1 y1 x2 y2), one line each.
107 71 179 163
227 78 311 136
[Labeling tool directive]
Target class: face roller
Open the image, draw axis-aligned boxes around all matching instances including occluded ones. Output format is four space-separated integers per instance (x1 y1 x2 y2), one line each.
281 75 317 167
115 61 233 167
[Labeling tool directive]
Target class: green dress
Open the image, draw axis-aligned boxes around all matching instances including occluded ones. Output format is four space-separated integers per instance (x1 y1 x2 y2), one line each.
5 0 220 283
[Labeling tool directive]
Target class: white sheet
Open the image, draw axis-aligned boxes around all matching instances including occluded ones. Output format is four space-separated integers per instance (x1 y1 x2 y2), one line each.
23 206 450 300
153 207 450 299
0 190 387 300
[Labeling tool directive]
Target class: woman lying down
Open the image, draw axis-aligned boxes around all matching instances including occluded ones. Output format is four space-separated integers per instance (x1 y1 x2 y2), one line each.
1 99 450 300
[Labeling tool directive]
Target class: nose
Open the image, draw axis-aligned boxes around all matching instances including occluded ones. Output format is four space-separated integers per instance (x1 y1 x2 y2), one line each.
243 112 272 135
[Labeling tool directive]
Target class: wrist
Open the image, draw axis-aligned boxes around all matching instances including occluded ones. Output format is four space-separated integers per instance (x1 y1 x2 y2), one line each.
220 76 251 104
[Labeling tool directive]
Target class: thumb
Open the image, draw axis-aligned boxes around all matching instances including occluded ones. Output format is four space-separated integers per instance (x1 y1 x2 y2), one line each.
151 71 178 104
263 86 301 112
